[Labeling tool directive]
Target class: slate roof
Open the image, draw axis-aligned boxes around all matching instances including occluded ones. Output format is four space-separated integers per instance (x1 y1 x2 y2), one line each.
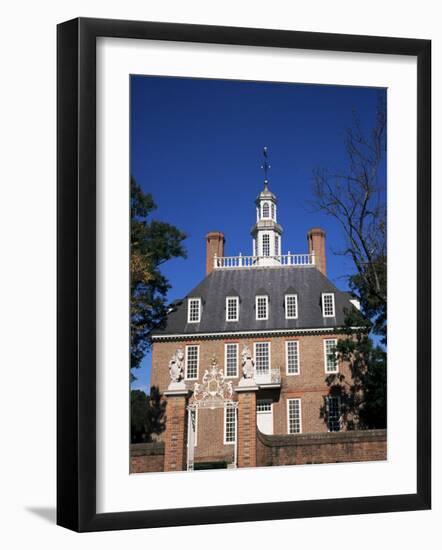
151 267 360 337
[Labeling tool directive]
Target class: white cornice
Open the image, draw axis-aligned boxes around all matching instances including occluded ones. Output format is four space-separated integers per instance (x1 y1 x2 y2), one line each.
151 326 366 342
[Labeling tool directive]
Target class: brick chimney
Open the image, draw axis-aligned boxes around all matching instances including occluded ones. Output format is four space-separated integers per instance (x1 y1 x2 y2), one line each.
307 227 326 276
206 231 225 275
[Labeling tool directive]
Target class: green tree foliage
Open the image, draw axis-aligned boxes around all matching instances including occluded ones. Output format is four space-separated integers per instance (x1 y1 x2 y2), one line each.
130 177 186 373
131 387 166 443
313 95 387 429
322 309 387 429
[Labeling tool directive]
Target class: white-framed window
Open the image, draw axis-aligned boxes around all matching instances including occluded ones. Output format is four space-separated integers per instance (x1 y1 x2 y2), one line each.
287 398 302 434
185 345 199 379
224 343 238 378
187 408 198 446
224 407 237 444
254 342 270 375
225 296 239 322
286 340 300 375
324 338 338 373
271 203 275 220
262 202 270 218
326 396 341 432
274 234 279 256
256 295 269 320
262 234 270 256
187 297 201 323
322 292 335 317
285 294 298 319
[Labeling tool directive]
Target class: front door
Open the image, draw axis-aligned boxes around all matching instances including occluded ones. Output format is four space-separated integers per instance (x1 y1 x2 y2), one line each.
256 400 273 434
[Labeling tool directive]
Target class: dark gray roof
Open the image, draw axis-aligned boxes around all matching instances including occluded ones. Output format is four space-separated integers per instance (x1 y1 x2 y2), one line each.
151 267 359 337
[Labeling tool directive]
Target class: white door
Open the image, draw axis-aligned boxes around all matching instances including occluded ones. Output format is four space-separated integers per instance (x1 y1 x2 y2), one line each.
256 401 273 434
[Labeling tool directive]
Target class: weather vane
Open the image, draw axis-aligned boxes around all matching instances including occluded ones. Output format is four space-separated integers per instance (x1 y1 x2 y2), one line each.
261 146 271 187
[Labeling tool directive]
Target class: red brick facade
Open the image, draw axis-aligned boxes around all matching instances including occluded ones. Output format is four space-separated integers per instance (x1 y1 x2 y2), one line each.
256 429 387 467
237 391 257 468
130 442 165 473
163 394 187 471
151 331 354 469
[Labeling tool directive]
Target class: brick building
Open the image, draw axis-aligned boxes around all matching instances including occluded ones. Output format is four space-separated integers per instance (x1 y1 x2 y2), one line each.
150 170 364 472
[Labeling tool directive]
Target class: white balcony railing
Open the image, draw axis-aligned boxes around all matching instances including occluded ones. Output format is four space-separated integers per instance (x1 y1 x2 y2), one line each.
254 368 281 386
213 253 315 269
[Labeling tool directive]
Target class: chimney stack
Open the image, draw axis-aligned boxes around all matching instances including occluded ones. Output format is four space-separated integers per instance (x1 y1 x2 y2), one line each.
307 227 326 276
206 231 225 275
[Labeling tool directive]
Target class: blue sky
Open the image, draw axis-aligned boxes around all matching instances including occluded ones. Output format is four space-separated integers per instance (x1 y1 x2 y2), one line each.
130 75 386 393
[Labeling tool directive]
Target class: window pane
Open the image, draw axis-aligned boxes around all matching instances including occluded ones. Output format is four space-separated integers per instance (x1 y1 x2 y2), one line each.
288 399 301 433
285 294 298 318
262 234 270 256
256 296 268 319
225 344 238 377
186 346 199 379
324 339 338 373
262 203 269 218
224 407 236 443
226 297 238 321
322 293 335 317
188 298 201 322
326 396 341 432
257 401 272 412
286 341 299 374
255 342 269 374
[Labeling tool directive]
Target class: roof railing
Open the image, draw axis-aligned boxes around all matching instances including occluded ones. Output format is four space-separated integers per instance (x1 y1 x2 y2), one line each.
213 252 315 269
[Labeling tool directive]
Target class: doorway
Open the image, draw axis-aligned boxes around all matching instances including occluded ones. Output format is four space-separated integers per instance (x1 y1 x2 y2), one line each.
256 400 273 434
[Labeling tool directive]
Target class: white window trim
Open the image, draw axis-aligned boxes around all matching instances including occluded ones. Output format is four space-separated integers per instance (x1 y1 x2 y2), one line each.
255 295 269 320
322 292 335 318
253 341 271 372
274 234 279 256
187 408 198 447
187 297 202 323
225 296 239 322
185 345 199 380
285 340 300 376
323 338 339 373
224 343 239 378
287 398 302 434
223 407 237 445
284 294 298 320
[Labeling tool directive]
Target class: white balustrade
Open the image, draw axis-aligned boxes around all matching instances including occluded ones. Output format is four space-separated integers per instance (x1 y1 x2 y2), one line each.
213 253 315 269
254 368 281 386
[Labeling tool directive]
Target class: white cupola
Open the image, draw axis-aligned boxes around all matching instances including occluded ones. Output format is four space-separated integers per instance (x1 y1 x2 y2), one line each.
251 147 283 266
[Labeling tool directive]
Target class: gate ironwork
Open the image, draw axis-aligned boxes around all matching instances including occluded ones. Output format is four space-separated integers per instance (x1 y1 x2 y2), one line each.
186 357 238 471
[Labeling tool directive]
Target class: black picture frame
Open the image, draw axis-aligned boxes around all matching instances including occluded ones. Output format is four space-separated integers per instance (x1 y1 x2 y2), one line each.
57 17 431 532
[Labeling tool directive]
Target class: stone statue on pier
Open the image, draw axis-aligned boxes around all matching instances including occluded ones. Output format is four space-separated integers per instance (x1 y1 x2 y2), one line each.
167 348 186 390
238 345 256 387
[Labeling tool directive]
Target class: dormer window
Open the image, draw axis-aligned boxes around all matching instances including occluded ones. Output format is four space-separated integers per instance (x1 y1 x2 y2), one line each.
256 295 269 320
262 202 270 218
322 292 335 317
187 297 201 323
226 296 239 322
285 294 298 319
